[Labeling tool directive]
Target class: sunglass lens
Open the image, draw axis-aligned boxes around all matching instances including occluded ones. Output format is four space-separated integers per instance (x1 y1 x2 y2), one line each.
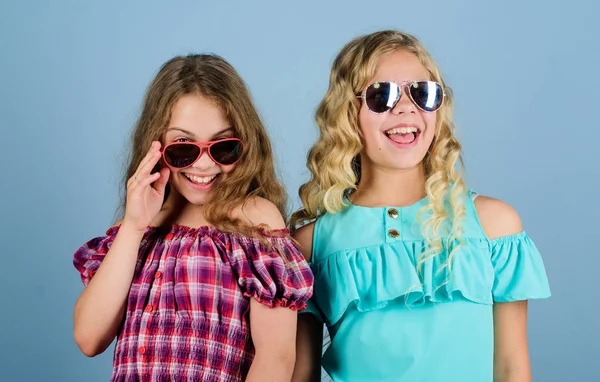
410 81 444 112
163 144 201 168
210 140 243 165
365 82 400 113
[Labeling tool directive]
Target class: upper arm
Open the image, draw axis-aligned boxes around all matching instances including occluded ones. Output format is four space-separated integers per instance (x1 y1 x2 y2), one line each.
250 298 297 357
241 202 312 357
493 301 531 379
234 197 286 230
292 313 323 382
475 196 532 377
474 195 523 239
291 222 323 382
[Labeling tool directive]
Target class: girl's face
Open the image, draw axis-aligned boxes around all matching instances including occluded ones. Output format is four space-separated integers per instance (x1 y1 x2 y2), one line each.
357 50 439 173
162 94 240 206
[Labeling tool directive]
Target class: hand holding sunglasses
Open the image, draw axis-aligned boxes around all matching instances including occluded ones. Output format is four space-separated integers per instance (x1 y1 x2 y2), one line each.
358 80 445 113
161 138 244 169
124 141 171 232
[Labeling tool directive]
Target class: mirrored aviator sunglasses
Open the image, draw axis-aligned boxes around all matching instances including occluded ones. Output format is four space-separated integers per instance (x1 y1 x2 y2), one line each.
358 80 445 113
162 138 244 169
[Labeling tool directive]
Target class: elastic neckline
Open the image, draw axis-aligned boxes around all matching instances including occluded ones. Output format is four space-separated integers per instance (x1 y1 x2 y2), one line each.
105 223 290 238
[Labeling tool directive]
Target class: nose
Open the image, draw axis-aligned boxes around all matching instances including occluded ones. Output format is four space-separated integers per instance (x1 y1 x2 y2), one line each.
390 85 416 115
191 147 216 169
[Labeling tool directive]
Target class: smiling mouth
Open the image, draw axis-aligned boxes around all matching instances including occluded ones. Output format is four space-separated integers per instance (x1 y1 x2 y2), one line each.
384 126 421 145
183 173 218 185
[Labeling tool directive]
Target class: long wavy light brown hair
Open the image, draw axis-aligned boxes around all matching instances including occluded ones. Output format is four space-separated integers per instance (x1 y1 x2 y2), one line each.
117 54 287 237
291 30 468 270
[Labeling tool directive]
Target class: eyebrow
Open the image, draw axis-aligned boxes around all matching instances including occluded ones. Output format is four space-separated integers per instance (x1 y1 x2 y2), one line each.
210 127 234 139
166 127 234 140
166 127 195 137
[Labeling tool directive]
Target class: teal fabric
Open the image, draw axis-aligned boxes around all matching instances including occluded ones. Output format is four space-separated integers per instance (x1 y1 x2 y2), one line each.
303 190 550 382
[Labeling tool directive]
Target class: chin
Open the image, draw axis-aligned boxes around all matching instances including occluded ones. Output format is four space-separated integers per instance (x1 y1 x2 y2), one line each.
381 152 427 171
389 162 422 171
168 182 212 207
178 190 211 206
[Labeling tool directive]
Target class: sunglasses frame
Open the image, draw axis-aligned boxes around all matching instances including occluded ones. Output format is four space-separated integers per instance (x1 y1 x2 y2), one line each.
161 138 244 169
356 80 446 114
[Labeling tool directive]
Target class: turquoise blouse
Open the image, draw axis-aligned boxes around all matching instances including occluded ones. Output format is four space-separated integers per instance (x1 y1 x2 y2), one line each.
303 191 550 382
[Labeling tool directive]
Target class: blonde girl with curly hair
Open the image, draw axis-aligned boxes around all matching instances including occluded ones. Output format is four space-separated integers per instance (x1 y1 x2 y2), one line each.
291 30 550 382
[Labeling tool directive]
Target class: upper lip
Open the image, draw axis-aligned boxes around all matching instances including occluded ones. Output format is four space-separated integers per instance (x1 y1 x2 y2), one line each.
383 123 421 134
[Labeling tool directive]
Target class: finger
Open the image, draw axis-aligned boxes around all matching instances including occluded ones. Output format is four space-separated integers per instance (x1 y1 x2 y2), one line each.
127 173 143 191
140 172 161 187
152 167 170 194
135 141 161 177
138 143 163 177
127 174 138 188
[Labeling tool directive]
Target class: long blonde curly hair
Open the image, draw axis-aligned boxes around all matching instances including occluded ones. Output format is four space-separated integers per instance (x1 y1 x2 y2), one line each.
291 30 467 270
118 54 287 237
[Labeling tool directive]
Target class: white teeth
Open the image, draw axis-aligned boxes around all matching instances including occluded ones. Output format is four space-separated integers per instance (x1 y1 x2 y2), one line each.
386 127 418 135
184 174 217 184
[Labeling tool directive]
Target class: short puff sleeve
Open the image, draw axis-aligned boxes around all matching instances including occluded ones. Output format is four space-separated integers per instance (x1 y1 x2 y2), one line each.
491 232 551 302
73 227 119 286
223 230 314 310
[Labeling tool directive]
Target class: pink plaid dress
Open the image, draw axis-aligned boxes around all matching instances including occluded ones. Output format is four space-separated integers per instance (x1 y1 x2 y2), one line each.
73 224 314 381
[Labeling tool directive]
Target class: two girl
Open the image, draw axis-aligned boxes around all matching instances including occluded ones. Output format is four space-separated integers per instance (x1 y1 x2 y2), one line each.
74 31 550 382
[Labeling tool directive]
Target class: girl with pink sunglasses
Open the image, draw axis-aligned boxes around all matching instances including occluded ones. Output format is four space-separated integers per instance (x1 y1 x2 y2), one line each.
72 54 313 381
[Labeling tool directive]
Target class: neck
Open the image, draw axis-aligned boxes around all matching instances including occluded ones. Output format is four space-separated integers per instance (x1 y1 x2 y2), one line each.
351 160 426 207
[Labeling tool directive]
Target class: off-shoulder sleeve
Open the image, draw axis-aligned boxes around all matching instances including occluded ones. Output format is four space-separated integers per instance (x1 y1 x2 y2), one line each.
73 227 119 286
491 231 551 302
223 230 314 311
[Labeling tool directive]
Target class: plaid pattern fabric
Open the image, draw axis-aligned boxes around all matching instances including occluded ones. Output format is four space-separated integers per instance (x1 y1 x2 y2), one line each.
74 224 314 382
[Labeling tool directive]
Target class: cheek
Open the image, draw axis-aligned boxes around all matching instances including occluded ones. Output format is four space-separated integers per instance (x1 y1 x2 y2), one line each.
358 109 384 144
220 164 236 174
168 168 182 181
423 113 438 139
425 112 437 126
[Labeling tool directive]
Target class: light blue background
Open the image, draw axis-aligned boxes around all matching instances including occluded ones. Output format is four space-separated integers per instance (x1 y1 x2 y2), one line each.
1 1 597 381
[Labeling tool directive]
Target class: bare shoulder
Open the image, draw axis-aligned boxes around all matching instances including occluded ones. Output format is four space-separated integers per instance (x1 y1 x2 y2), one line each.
232 196 286 230
292 222 315 262
473 195 523 239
